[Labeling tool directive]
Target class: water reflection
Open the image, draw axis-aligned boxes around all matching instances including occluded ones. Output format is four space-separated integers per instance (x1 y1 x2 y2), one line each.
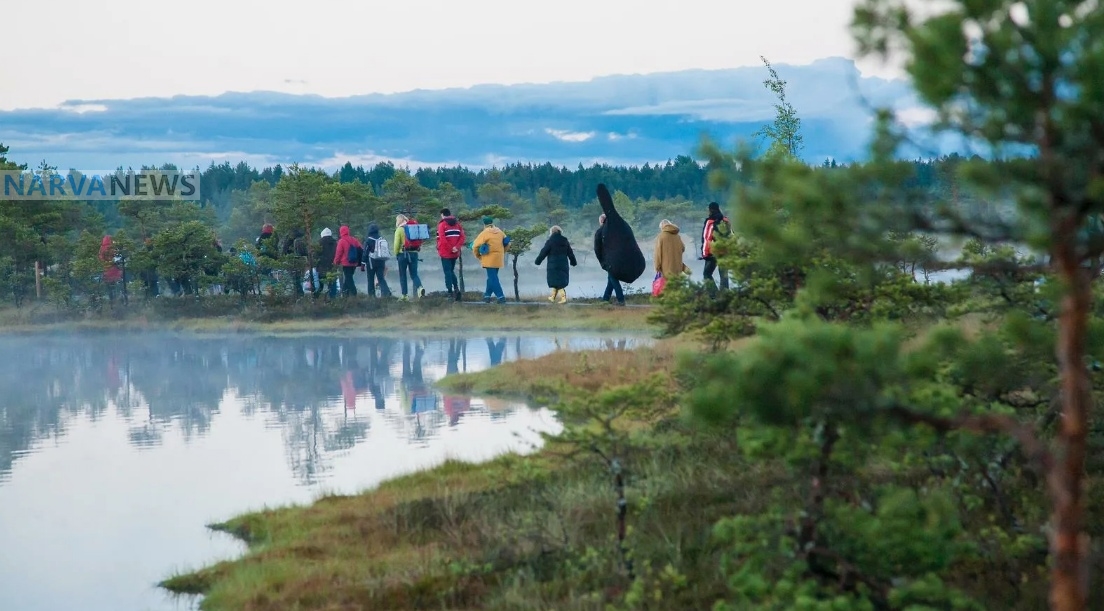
0 334 646 487
0 333 647 611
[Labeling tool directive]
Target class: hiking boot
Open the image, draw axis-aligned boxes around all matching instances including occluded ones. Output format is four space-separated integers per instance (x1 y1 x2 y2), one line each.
497 298 507 304
548 289 557 302
558 290 567 304
417 287 426 298
483 297 492 303
400 295 409 302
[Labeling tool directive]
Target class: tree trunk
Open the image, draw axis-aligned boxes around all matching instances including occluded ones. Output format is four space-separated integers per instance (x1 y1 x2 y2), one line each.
512 254 520 301
1049 233 1092 611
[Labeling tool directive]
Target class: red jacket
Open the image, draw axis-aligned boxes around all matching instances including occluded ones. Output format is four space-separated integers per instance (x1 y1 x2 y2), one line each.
333 225 363 267
99 236 122 283
436 216 466 259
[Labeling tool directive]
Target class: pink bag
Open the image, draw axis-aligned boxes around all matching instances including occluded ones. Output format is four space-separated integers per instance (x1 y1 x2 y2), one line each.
651 272 666 297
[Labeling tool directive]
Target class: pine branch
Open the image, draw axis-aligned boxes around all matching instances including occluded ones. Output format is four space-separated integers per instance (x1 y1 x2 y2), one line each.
883 404 1063 507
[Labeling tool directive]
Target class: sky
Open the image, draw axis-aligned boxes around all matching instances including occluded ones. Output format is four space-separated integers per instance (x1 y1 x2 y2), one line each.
0 0 902 111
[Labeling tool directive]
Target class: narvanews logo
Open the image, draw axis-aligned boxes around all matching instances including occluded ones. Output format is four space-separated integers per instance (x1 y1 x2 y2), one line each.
0 169 200 201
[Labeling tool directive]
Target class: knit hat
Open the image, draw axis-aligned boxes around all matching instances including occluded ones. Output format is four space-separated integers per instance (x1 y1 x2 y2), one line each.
320 227 332 238
482 216 494 225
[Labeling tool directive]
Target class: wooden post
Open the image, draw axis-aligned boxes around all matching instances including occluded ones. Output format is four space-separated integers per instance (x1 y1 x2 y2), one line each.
34 261 42 299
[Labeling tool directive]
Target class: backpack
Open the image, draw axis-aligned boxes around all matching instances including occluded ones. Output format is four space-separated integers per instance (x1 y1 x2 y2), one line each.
346 241 363 265
369 236 391 261
715 217 732 238
402 220 430 251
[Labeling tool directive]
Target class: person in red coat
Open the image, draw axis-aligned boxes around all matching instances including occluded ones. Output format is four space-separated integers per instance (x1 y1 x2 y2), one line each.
99 235 123 301
436 208 466 301
332 225 363 297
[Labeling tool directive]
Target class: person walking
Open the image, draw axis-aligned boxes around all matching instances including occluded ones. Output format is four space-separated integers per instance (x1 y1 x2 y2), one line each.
594 214 625 306
436 208 465 301
393 214 426 300
99 235 123 303
654 219 689 280
333 225 363 297
534 226 577 303
363 223 393 297
701 201 731 291
316 227 338 298
472 216 508 304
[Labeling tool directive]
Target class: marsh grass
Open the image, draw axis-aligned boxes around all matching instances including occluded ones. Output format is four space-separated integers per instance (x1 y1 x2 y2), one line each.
0 293 655 335
161 430 787 611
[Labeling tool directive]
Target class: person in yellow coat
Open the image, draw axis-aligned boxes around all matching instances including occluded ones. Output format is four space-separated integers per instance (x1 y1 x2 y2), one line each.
472 216 508 303
654 219 691 280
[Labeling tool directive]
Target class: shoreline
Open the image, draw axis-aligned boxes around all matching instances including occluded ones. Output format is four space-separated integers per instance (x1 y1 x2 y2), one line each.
0 297 658 337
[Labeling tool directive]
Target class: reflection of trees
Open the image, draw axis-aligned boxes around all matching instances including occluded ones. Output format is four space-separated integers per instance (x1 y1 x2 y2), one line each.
125 344 226 441
0 333 625 485
0 338 122 482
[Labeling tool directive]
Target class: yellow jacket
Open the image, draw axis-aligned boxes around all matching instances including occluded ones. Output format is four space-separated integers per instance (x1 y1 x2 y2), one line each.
472 226 507 269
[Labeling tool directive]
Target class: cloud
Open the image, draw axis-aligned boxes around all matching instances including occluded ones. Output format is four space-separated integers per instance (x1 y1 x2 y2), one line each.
0 58 946 171
545 128 596 142
311 150 463 172
895 106 937 128
57 103 108 114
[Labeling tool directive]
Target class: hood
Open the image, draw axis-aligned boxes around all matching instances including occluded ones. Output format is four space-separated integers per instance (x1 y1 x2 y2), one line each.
662 223 680 234
367 223 380 238
320 227 332 238
101 236 113 247
442 216 458 226
339 226 350 238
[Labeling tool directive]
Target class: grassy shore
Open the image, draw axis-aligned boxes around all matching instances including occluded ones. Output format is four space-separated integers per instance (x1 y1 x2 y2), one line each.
0 292 656 336
159 334 774 610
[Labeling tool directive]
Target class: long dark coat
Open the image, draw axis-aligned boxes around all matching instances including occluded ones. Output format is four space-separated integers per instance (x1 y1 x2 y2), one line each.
594 184 646 284
534 233 577 289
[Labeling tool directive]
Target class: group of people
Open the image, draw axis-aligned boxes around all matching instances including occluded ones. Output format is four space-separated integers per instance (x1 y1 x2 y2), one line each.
301 209 515 303
650 200 732 295
94 199 732 304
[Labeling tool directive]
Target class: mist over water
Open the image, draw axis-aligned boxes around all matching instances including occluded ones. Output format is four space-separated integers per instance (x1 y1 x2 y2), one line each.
0 333 649 611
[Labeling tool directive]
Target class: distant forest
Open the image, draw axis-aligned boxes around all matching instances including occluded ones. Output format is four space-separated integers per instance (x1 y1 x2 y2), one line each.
0 141 992 307
189 154 973 224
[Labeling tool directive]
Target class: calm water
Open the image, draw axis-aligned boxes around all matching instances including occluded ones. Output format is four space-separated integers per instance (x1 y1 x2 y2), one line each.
0 333 648 611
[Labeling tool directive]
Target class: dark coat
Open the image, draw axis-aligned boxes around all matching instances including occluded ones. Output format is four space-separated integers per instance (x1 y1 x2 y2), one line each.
317 235 337 272
595 184 646 284
534 233 577 289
